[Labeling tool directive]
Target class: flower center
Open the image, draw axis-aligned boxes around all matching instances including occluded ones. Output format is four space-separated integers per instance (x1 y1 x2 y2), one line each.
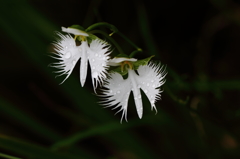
120 61 133 72
75 35 87 41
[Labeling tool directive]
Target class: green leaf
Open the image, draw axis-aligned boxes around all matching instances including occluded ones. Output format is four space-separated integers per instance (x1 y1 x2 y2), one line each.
51 121 140 150
0 152 21 159
0 136 81 159
132 55 154 70
0 98 62 142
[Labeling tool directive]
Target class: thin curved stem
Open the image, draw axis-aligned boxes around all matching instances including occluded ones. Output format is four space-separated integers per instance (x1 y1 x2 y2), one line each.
129 49 142 58
86 22 142 57
164 85 189 105
85 22 118 34
117 32 142 52
89 30 125 55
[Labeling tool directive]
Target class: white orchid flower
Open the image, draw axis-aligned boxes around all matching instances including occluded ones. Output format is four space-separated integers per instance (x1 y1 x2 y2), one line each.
100 59 167 122
51 27 111 90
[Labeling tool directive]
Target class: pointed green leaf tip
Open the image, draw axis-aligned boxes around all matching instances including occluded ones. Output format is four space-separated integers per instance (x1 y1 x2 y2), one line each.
132 55 154 70
69 25 85 31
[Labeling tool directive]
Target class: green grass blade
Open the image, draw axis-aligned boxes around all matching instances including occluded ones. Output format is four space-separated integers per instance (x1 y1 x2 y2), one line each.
0 152 22 159
0 136 82 159
0 98 61 141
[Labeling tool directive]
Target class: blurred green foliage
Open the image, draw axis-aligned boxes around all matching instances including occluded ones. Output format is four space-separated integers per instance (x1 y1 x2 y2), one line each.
0 0 240 158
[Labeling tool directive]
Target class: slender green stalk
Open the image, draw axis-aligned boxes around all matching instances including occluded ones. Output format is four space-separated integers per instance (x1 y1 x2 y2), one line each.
164 85 189 105
117 31 142 52
0 152 22 159
86 22 142 57
89 30 125 55
129 49 142 58
85 22 118 34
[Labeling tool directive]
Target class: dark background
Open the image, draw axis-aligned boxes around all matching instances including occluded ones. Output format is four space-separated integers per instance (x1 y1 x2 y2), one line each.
0 0 240 158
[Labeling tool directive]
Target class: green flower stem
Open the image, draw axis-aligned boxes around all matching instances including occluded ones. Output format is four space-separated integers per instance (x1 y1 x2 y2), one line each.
117 31 142 53
0 152 21 159
85 22 118 35
164 85 189 105
86 22 142 57
129 49 142 58
89 30 125 55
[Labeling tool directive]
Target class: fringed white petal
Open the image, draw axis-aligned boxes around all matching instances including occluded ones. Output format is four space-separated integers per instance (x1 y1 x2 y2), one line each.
136 62 167 112
100 69 143 122
100 72 132 123
88 39 111 90
52 32 81 83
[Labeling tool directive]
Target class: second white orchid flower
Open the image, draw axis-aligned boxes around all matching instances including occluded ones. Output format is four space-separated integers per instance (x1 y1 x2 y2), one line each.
51 27 111 90
100 57 167 122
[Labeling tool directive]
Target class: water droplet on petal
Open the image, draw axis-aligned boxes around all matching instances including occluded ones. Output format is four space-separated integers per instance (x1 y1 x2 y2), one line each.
72 60 76 65
138 95 141 99
92 66 95 70
64 52 71 59
145 90 148 93
152 84 155 87
151 80 154 82
151 100 155 104
92 59 95 62
65 46 68 49
117 90 120 94
142 82 145 84
137 85 141 88
92 71 98 78
147 83 150 86
109 90 112 93
95 53 98 57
